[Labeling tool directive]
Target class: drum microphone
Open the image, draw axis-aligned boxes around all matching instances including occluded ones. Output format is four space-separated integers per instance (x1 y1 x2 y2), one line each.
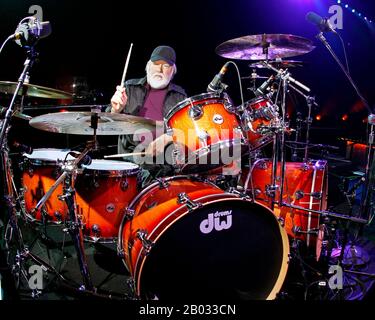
254 74 275 97
10 17 52 47
13 141 33 155
207 62 230 92
68 151 92 166
305 11 337 34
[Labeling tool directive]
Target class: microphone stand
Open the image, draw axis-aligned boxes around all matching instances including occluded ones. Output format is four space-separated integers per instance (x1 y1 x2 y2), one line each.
0 47 37 147
316 32 374 223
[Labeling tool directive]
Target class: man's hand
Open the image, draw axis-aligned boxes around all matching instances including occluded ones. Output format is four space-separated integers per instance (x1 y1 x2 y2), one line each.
145 134 173 157
110 86 127 113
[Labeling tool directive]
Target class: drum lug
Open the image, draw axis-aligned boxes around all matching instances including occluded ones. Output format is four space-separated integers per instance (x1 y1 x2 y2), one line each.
166 125 174 136
228 187 250 200
124 208 135 220
278 217 285 228
188 104 203 120
27 167 34 177
295 190 322 200
266 184 279 198
121 178 129 191
177 192 201 211
136 229 154 255
156 178 170 189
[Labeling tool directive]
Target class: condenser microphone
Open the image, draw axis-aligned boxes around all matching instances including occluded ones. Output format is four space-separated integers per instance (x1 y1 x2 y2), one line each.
254 74 275 97
207 62 230 92
306 11 337 34
10 17 51 47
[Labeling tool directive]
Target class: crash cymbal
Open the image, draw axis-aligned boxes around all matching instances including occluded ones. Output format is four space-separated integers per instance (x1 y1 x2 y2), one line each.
249 60 305 69
0 81 73 99
215 34 315 60
29 111 163 135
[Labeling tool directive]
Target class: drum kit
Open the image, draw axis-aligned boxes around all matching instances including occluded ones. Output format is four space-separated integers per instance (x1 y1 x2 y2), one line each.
0 32 371 300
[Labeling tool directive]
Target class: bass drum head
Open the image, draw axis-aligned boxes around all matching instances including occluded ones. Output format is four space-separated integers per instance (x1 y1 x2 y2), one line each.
138 200 289 300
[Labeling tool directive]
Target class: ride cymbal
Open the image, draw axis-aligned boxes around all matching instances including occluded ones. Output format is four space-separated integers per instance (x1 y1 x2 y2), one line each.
215 34 315 60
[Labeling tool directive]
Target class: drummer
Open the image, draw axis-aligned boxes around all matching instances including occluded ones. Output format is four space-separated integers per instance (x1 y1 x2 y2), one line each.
109 45 187 185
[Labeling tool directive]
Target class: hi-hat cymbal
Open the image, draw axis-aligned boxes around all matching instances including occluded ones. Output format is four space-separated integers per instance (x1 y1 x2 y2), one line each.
29 111 163 135
249 60 305 69
0 81 73 99
215 34 315 60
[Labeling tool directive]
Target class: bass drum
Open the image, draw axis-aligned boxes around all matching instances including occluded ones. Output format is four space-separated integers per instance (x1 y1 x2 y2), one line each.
118 176 289 300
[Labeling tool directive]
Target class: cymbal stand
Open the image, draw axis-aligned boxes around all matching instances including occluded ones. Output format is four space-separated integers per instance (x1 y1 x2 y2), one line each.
287 82 318 162
316 32 373 223
0 46 66 298
32 145 94 291
291 112 303 162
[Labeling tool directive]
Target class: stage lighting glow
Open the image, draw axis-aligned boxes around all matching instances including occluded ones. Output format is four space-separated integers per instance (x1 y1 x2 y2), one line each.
316 115 322 121
337 3 373 24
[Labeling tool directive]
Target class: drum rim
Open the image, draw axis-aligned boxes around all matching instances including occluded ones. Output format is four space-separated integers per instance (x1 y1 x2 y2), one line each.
246 96 272 106
116 175 221 271
23 148 73 163
164 92 223 122
135 198 289 300
82 160 140 176
176 138 246 173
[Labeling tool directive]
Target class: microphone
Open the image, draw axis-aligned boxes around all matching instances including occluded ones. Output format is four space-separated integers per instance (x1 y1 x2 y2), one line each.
68 151 92 166
254 74 275 97
13 141 33 155
10 17 51 47
306 11 337 34
207 62 230 92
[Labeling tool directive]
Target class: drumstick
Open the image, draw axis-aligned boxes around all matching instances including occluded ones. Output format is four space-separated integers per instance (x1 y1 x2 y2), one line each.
120 43 134 87
104 152 145 159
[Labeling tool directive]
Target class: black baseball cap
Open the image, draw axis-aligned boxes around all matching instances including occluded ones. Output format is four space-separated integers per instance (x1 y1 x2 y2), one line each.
150 45 176 65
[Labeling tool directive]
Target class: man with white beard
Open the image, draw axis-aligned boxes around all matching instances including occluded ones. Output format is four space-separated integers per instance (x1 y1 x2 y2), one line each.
109 45 187 185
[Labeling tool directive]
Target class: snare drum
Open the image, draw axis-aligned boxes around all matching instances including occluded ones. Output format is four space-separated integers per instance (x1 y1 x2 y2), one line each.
165 93 245 173
118 176 289 300
243 159 328 248
22 148 74 223
241 97 279 150
75 160 141 243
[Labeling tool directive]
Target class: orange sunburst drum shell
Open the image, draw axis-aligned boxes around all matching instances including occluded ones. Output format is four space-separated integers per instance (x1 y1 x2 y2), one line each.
165 93 244 173
242 97 279 151
21 149 73 223
74 160 141 242
242 160 328 247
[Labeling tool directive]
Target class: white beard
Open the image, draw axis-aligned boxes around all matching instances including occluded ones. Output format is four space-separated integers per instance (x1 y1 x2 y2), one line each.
147 73 170 89
146 61 174 89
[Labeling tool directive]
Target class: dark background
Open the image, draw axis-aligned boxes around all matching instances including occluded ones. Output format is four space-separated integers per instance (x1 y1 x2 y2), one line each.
1 0 375 151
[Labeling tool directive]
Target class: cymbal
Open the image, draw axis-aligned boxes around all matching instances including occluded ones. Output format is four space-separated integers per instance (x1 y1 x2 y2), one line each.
249 60 305 69
29 111 164 135
240 75 269 80
0 81 73 99
215 34 315 60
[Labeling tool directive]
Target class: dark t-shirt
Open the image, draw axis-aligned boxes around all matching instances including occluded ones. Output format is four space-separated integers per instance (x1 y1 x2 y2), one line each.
138 87 168 121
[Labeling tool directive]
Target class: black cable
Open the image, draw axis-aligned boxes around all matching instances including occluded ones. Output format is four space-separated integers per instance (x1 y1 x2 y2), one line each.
227 61 244 108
